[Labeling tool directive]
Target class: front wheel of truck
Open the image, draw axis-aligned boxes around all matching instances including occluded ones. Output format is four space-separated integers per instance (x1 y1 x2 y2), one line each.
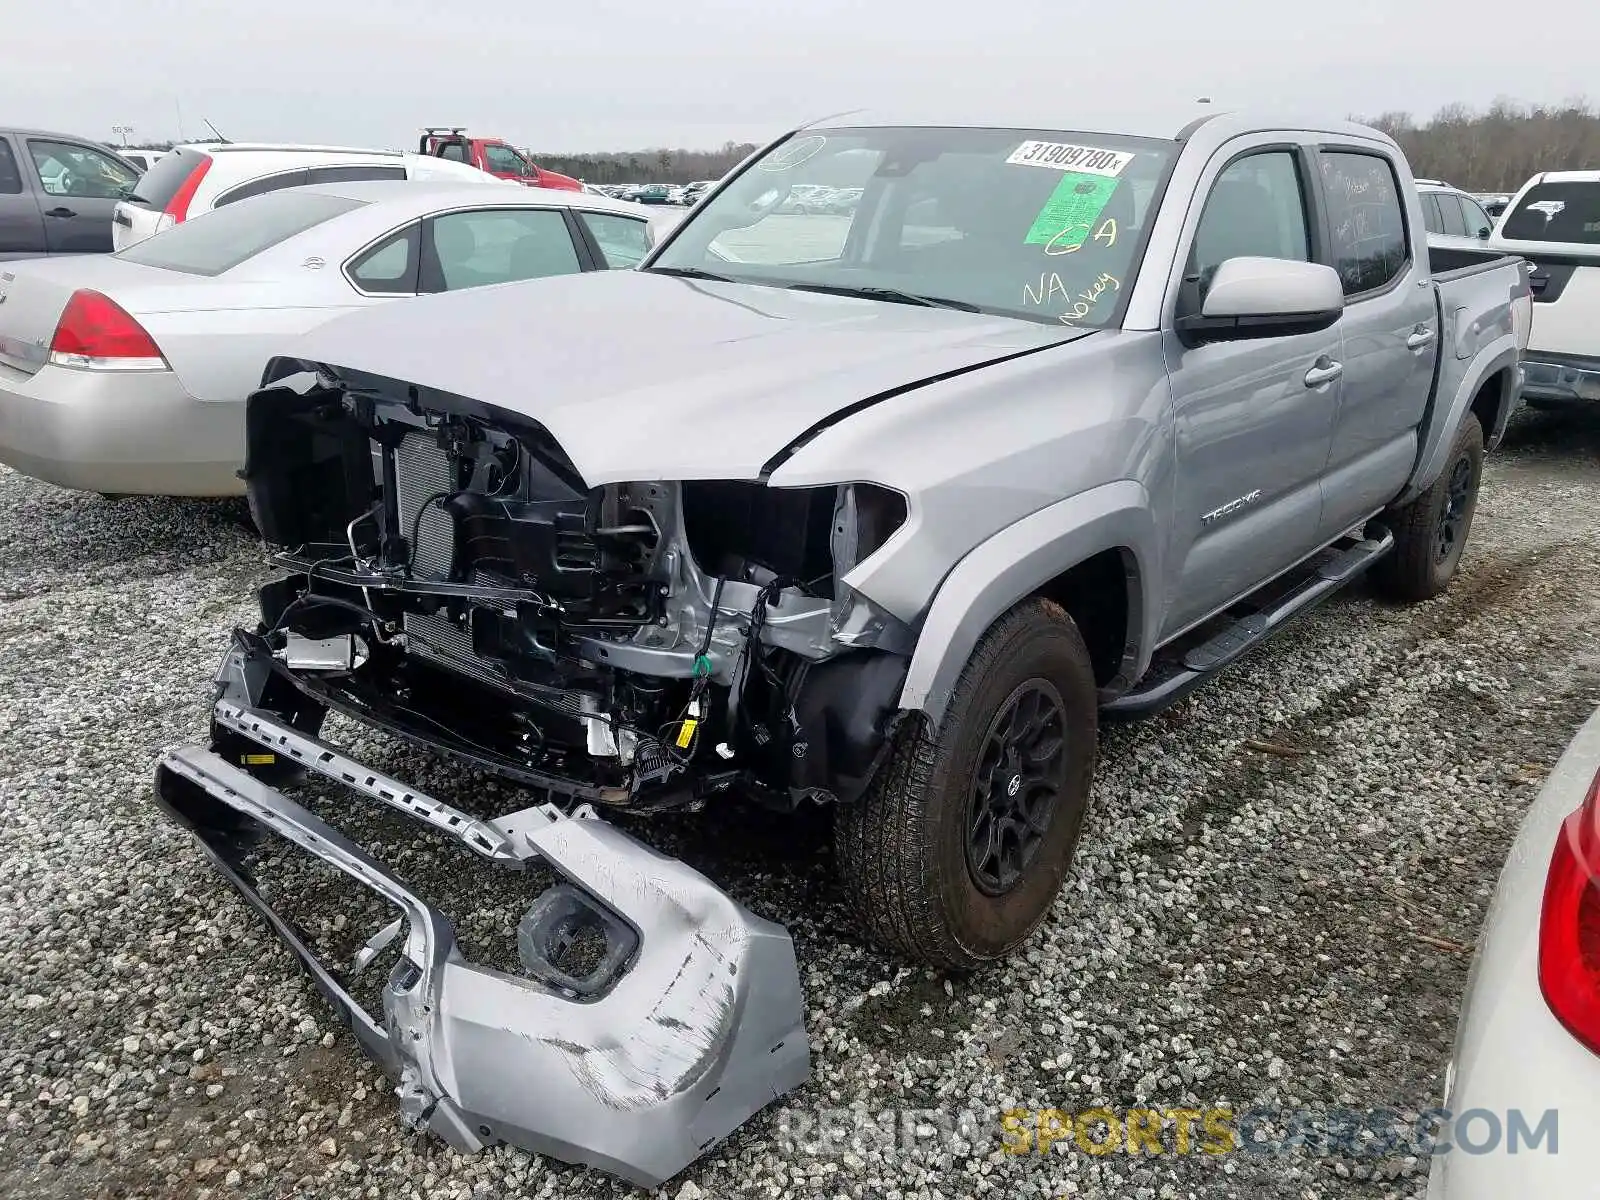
1374 414 1484 603
833 598 1098 970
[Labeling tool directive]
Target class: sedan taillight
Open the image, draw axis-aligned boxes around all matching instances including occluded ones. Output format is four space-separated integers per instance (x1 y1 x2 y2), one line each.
1539 764 1600 1054
49 290 167 371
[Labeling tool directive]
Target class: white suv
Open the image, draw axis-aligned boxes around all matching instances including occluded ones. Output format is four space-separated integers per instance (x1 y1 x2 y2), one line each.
1416 179 1498 252
111 143 505 250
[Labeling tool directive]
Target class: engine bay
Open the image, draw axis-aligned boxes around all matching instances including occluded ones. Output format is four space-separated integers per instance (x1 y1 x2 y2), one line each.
234 370 916 810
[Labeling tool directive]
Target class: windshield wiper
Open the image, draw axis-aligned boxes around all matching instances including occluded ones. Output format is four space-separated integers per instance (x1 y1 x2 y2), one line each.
783 282 983 312
647 265 738 283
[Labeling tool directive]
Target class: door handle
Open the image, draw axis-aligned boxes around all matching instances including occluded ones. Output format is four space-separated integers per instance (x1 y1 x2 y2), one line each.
1304 360 1343 388
44 206 76 218
1406 326 1435 350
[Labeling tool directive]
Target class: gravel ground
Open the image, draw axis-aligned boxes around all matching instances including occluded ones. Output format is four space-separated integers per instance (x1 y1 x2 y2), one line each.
2 407 1599 1200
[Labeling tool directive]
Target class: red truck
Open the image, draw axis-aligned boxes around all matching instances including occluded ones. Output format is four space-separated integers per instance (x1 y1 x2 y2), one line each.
418 127 582 191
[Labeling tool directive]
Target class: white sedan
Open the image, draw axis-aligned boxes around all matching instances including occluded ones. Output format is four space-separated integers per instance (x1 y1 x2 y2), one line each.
1427 703 1600 1197
0 181 680 496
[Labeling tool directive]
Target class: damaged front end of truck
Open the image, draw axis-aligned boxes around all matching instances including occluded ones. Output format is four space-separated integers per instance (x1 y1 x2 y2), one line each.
153 357 921 1184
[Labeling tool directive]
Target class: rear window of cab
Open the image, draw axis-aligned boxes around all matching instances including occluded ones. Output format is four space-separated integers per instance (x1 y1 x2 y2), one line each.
115 190 367 275
1500 181 1600 244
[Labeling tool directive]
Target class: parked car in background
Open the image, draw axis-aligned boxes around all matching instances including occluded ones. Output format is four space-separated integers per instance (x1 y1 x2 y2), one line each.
1475 192 1512 219
0 127 141 257
120 150 167 174
111 143 504 251
1489 170 1600 409
632 183 674 205
1418 180 1497 251
1425 705 1600 1200
0 182 669 496
417 128 581 192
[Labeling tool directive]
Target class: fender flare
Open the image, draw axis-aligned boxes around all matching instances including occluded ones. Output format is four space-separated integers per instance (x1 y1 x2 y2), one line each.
1398 336 1519 506
897 480 1160 726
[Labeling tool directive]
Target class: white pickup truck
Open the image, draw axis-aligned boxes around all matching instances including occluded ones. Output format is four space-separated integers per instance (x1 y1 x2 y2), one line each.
1491 170 1600 408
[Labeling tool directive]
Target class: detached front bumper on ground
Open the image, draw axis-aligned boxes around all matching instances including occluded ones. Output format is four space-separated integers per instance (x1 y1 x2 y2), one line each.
150 649 810 1188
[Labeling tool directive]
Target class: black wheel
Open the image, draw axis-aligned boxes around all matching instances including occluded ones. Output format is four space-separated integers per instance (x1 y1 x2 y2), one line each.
833 598 1098 969
1374 415 1484 602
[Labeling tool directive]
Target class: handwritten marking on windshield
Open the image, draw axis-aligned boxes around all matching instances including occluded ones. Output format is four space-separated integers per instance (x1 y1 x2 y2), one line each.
1022 271 1120 322
1042 217 1118 257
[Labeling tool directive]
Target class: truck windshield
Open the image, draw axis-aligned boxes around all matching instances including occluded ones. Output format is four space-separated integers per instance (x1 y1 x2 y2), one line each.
647 126 1176 327
1500 180 1600 244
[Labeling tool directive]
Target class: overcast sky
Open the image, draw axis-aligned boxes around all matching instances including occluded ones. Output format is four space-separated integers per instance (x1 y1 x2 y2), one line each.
12 0 1599 152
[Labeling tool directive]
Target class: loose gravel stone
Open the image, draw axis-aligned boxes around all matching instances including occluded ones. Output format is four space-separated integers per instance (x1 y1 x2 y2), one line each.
1 409 1598 1200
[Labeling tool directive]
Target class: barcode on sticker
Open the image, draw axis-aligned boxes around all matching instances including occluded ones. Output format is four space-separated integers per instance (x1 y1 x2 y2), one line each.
1007 141 1133 177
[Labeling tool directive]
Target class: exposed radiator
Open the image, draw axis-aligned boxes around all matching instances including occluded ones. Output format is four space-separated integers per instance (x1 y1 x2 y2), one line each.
393 431 457 581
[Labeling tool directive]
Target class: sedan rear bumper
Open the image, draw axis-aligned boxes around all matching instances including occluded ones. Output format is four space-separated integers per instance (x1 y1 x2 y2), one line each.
152 708 809 1187
0 361 244 495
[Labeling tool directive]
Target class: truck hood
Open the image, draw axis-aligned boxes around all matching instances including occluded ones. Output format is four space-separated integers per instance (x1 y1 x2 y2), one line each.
287 270 1087 485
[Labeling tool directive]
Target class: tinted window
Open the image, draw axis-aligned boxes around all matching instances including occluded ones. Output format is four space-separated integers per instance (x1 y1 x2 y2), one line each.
1458 195 1491 237
424 208 581 292
1435 191 1467 236
1318 152 1407 295
129 149 206 208
116 191 366 276
310 165 406 185
214 170 312 209
1500 181 1600 243
0 140 20 194
438 143 469 163
579 211 651 267
347 224 420 293
27 139 137 200
1420 192 1443 234
484 145 529 175
1190 150 1311 294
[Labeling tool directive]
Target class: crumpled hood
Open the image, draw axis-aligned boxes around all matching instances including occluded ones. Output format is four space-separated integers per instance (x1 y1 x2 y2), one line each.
286 270 1088 485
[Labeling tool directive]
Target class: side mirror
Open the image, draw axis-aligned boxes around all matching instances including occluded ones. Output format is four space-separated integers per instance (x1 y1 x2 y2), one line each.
1478 226 1491 239
1179 257 1344 341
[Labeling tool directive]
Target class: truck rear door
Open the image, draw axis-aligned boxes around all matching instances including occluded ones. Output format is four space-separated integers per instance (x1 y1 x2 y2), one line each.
0 135 47 259
1312 147 1439 541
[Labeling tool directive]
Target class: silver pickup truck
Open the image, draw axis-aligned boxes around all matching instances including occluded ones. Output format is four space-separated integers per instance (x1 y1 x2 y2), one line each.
153 107 1530 1185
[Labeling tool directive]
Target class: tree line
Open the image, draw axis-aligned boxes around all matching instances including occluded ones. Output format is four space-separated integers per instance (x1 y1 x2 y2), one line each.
526 142 759 184
1362 99 1600 192
123 98 1600 192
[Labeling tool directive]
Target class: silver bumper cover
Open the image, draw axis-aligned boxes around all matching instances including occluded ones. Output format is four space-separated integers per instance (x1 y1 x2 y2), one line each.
152 708 810 1188
1521 355 1600 402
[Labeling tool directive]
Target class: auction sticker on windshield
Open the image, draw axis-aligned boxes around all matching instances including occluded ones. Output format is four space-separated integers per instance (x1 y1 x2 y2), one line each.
1006 141 1133 176
1025 173 1120 249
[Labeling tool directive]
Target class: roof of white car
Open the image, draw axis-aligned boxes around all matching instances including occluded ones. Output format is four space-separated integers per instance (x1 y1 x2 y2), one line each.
1529 169 1600 184
289 179 664 220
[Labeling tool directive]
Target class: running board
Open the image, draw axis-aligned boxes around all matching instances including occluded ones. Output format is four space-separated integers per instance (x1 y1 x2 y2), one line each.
1103 529 1394 719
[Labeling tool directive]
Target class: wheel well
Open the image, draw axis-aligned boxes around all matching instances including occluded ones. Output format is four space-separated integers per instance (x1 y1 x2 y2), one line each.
1470 369 1510 446
1033 548 1134 689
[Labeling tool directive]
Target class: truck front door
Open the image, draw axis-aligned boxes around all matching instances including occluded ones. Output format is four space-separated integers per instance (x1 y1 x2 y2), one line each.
1311 148 1438 541
1160 142 1341 639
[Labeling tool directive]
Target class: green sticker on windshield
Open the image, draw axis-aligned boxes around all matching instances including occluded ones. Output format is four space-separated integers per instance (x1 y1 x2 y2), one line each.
1025 172 1120 249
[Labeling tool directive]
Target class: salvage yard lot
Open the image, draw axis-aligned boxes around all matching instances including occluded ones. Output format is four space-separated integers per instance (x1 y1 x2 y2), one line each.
2 410 1598 1200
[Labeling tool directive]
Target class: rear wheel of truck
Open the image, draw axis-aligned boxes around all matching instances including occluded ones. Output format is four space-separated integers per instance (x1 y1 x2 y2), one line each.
833 598 1098 970
1374 414 1484 603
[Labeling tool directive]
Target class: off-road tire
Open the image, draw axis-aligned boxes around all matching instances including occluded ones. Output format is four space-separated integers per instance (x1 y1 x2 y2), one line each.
833 598 1098 970
1374 414 1484 603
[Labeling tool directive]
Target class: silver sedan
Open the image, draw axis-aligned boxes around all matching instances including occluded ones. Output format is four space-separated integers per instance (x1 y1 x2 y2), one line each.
0 182 681 496
1427 704 1600 1197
